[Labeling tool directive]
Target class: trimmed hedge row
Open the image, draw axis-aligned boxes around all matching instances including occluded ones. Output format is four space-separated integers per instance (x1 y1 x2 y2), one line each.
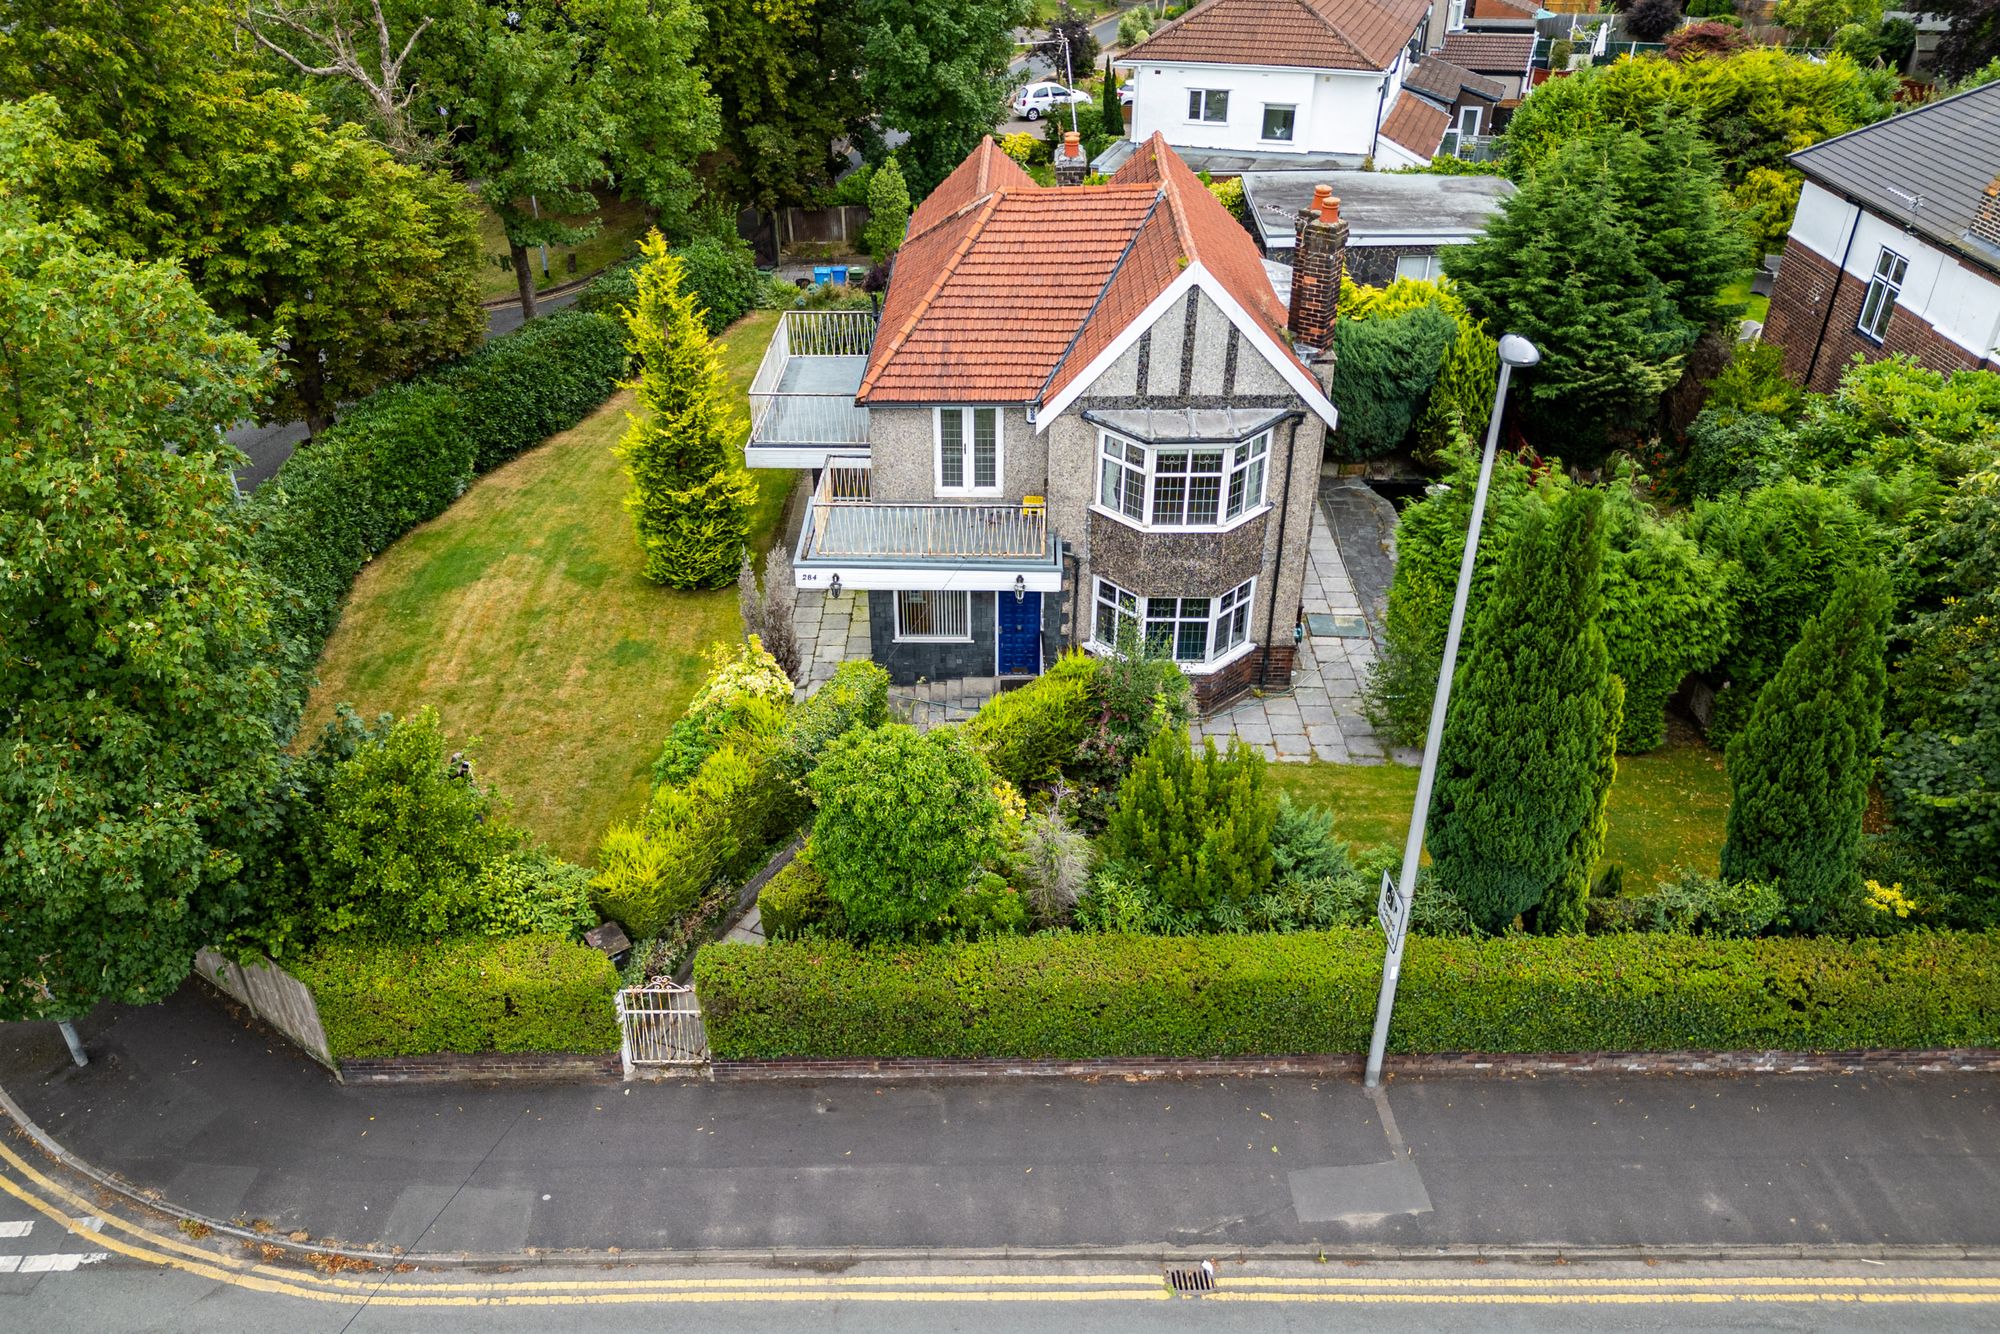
239 308 626 719
298 933 621 1059
693 929 2000 1059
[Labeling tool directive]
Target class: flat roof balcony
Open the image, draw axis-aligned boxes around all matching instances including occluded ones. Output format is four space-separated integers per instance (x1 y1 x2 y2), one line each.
793 457 1064 594
745 309 875 469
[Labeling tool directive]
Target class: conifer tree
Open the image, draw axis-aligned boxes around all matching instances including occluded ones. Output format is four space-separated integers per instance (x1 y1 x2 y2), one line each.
615 230 758 589
1427 487 1625 934
1101 56 1124 136
1721 564 1890 931
862 157 911 263
1101 729 1276 928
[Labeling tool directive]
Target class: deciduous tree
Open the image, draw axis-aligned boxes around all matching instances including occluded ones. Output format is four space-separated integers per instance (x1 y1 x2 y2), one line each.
859 0 1026 196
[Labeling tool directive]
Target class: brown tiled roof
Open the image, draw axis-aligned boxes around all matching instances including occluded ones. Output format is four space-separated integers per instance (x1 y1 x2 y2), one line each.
1122 0 1432 73
859 134 1308 405
1438 31 1536 73
1379 91 1449 160
1404 55 1506 104
1468 0 1539 20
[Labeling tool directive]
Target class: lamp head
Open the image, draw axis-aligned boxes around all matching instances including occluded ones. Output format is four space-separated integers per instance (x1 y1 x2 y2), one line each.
1497 334 1540 368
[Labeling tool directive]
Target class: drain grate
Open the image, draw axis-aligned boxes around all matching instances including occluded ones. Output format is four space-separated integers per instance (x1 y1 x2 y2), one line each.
1166 1262 1216 1295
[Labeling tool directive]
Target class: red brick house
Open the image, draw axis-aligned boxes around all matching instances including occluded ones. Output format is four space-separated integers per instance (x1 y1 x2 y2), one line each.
1761 82 2000 392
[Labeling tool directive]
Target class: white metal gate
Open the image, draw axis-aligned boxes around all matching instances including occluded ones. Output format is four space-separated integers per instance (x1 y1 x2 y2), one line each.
616 981 708 1076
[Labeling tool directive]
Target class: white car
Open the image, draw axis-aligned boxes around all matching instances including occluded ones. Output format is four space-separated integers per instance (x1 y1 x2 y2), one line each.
1012 82 1091 121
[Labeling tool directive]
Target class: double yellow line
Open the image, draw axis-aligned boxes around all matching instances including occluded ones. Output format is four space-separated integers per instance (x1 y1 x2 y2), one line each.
4 1138 2000 1308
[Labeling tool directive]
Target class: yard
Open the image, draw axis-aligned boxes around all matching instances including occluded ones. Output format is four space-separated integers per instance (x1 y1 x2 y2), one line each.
302 310 790 861
470 188 656 302
1265 721 1731 891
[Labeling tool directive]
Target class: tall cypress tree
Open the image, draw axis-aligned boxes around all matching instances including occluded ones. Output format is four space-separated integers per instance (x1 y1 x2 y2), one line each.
1426 487 1625 934
615 230 758 589
1721 564 1891 931
1101 56 1124 136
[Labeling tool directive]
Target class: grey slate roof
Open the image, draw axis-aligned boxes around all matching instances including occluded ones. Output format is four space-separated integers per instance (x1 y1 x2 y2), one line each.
1788 81 2000 274
1240 170 1516 251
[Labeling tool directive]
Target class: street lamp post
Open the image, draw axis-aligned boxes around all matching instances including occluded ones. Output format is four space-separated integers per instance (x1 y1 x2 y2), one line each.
1362 333 1540 1091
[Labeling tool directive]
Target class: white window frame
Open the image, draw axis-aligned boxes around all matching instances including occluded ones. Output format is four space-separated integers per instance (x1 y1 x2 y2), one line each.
1090 576 1258 669
1457 105 1482 139
934 406 1002 496
1187 89 1229 124
894 589 973 643
1260 104 1296 143
1855 246 1907 344
1093 430 1271 532
1394 253 1441 283
1447 0 1466 29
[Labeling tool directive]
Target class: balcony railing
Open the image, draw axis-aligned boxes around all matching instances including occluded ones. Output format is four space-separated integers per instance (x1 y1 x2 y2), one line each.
747 309 875 459
798 457 1055 563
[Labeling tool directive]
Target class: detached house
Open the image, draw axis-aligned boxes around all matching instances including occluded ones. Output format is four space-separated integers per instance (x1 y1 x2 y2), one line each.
744 134 1350 711
1107 0 1438 173
1762 81 2000 392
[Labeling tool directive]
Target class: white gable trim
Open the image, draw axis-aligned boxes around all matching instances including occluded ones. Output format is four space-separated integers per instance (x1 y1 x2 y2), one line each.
1035 263 1339 433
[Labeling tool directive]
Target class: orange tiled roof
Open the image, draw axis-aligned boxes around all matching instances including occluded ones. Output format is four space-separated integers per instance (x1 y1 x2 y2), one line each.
1121 0 1432 73
1468 0 1538 20
1438 31 1535 73
1380 91 1450 160
859 134 1310 406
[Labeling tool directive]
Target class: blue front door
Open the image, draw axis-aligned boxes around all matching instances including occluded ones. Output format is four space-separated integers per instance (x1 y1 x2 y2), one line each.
996 591 1042 676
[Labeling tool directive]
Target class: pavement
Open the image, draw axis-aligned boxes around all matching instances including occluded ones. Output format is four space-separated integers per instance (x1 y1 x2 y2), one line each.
5 986 2000 1259
226 285 585 492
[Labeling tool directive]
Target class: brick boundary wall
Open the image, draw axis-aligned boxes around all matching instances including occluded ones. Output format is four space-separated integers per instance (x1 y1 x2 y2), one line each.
710 1049 2000 1082
338 1051 621 1084
1762 238 1999 393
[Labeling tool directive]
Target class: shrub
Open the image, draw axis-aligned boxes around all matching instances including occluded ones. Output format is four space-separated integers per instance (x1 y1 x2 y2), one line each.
1101 730 1277 929
614 231 758 590
1723 564 1891 931
863 157 911 262
1681 408 1796 500
1270 794 1350 885
470 851 598 940
238 306 623 723
1341 277 1499 463
1014 807 1093 927
694 929 2000 1059
299 933 619 1059
758 849 841 939
1428 489 1624 935
1608 867 1783 936
301 707 521 941
576 235 762 336
652 638 794 787
808 725 1003 940
769 659 892 822
1667 17 1751 58
1206 175 1245 221
1328 304 1458 461
965 650 1103 785
998 131 1045 166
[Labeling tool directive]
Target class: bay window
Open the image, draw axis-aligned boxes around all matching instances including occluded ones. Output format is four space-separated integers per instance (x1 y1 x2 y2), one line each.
1095 430 1270 530
1093 577 1257 666
936 406 1000 494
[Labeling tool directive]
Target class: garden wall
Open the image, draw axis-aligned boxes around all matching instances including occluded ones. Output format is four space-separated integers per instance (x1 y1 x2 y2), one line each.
694 929 2000 1061
194 948 335 1070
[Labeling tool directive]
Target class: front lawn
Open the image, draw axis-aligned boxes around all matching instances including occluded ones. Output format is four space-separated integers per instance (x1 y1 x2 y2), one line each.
302 310 790 861
1265 728 1731 891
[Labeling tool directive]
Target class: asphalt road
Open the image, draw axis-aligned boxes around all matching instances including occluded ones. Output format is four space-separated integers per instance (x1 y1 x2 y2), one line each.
226 286 584 492
6 988 1999 1258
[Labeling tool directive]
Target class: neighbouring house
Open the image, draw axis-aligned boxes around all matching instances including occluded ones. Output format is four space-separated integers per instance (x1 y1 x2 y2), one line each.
1103 0 1436 175
1240 170 1514 282
743 133 1346 711
1401 54 1506 158
1762 81 2000 392
1434 31 1535 100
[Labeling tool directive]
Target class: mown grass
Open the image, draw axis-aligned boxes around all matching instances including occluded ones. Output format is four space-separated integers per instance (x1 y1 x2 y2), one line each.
303 311 790 862
1265 724 1731 892
471 189 655 302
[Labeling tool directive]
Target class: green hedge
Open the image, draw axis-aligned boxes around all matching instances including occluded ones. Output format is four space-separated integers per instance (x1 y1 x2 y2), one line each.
239 308 625 721
298 933 620 1059
693 929 2000 1059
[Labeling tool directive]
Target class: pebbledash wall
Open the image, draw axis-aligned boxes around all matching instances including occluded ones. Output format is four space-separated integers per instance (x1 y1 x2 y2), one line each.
1763 180 2000 392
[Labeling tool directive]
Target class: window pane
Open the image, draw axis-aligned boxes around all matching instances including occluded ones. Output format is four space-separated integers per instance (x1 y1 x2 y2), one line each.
1152 473 1186 525
1188 474 1221 524
1261 105 1294 141
972 408 997 488
939 411 963 488
1156 451 1187 474
1177 618 1207 662
1226 469 1246 519
899 590 929 637
1206 91 1228 122
1188 90 1203 119
1100 453 1120 509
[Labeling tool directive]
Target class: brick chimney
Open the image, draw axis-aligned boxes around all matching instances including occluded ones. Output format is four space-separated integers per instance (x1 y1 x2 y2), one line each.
1970 174 2000 254
1288 184 1348 362
1054 131 1088 187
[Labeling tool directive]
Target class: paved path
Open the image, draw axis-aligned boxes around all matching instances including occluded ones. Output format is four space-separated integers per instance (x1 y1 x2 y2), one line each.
5 989 1999 1258
1201 478 1415 765
226 287 586 492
